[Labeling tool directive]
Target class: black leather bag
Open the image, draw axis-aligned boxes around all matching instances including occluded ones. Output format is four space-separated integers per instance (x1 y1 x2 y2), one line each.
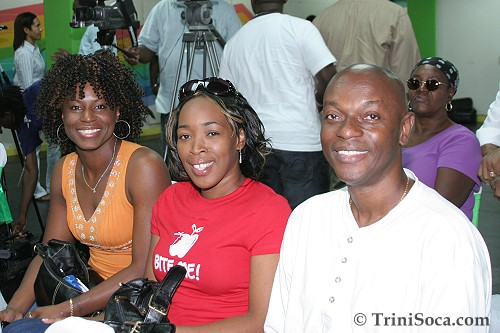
0 231 34 282
104 265 186 333
34 239 91 306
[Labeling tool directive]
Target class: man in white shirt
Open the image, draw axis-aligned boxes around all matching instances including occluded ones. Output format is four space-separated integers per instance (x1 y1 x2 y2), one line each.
126 0 242 156
264 64 491 333
219 0 336 209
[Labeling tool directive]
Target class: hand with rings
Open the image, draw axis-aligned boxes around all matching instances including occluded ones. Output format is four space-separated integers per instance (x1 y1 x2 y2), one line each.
478 146 500 185
478 146 500 199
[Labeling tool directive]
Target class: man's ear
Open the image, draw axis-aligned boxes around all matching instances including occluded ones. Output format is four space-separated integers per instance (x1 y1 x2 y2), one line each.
399 112 415 146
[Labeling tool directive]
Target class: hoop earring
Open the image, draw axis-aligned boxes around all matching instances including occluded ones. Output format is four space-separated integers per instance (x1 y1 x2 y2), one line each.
238 150 242 164
407 101 412 111
446 102 453 112
56 124 68 142
113 119 131 140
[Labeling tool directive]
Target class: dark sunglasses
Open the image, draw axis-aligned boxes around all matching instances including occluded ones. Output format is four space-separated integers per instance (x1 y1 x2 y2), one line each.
178 77 237 102
407 78 449 91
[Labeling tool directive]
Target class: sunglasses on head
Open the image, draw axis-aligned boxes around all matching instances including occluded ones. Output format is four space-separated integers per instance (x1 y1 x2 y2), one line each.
178 77 237 102
407 78 449 91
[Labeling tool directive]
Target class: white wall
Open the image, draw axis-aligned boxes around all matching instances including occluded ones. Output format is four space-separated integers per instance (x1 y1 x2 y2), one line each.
437 0 500 115
0 0 40 10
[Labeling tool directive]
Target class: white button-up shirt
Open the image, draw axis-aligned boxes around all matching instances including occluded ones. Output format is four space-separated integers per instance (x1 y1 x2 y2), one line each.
13 41 45 89
265 170 491 332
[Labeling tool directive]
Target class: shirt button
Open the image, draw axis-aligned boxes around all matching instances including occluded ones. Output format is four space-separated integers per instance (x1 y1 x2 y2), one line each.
329 296 335 303
347 237 353 243
341 257 347 263
335 277 341 283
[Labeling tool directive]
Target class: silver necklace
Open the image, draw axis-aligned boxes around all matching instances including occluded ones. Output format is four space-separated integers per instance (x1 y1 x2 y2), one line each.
81 139 118 194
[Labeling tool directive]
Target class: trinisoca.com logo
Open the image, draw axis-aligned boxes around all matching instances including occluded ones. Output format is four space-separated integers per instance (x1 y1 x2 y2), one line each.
169 224 204 258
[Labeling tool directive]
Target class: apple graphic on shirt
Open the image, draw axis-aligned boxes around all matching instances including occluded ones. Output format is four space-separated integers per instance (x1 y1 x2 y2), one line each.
169 224 204 258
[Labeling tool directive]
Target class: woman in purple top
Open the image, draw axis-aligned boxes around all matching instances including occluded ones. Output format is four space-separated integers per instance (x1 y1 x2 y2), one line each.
403 57 481 221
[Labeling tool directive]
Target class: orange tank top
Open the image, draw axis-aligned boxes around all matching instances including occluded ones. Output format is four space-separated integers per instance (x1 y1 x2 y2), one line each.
62 141 141 279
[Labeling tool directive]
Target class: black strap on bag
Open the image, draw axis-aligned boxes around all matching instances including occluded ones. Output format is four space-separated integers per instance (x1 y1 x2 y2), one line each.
104 265 186 333
143 264 186 323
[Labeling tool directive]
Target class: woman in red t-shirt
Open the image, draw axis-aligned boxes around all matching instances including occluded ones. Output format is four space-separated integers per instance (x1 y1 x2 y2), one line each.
146 77 292 332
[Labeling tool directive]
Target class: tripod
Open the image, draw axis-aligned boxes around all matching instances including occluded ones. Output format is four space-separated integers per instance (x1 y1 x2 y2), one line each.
164 25 223 161
168 25 222 113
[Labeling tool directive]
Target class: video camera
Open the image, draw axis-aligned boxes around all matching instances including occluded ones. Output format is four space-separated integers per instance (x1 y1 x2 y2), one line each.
179 0 213 28
177 0 226 48
71 0 139 49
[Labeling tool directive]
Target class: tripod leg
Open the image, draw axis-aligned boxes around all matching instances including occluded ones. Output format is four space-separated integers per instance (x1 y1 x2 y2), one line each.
165 41 187 163
169 41 189 115
202 35 220 76
32 199 44 239
165 37 198 163
185 37 198 82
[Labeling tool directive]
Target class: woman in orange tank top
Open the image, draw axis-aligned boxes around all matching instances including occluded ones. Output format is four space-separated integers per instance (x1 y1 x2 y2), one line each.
0 51 171 329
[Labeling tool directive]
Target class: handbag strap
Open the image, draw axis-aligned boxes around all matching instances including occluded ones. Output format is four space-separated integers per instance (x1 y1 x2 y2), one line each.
34 243 47 258
35 243 64 276
143 265 186 324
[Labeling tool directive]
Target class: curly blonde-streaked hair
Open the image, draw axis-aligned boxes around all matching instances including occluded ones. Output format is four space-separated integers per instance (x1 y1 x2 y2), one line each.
37 51 152 155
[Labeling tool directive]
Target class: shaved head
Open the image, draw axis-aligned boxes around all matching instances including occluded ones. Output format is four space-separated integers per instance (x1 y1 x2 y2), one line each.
321 63 414 188
328 64 407 117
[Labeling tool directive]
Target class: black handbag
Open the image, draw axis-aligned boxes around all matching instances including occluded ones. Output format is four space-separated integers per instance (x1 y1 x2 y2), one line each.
104 265 186 333
0 231 34 282
34 239 91 307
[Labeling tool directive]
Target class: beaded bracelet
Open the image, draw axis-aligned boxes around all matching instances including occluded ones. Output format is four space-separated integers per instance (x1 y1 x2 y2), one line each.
69 298 74 317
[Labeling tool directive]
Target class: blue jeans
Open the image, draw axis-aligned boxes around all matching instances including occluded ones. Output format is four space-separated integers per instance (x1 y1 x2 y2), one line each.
259 149 330 209
3 318 49 333
45 142 61 192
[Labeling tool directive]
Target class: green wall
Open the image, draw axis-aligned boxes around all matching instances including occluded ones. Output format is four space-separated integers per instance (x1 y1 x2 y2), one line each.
407 0 436 58
44 0 86 68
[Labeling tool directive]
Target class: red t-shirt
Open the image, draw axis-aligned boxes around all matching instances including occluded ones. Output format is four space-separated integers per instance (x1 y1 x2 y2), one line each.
150 178 291 325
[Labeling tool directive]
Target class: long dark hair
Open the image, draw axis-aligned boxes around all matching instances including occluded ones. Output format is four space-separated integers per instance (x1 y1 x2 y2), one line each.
13 12 37 50
166 89 271 181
